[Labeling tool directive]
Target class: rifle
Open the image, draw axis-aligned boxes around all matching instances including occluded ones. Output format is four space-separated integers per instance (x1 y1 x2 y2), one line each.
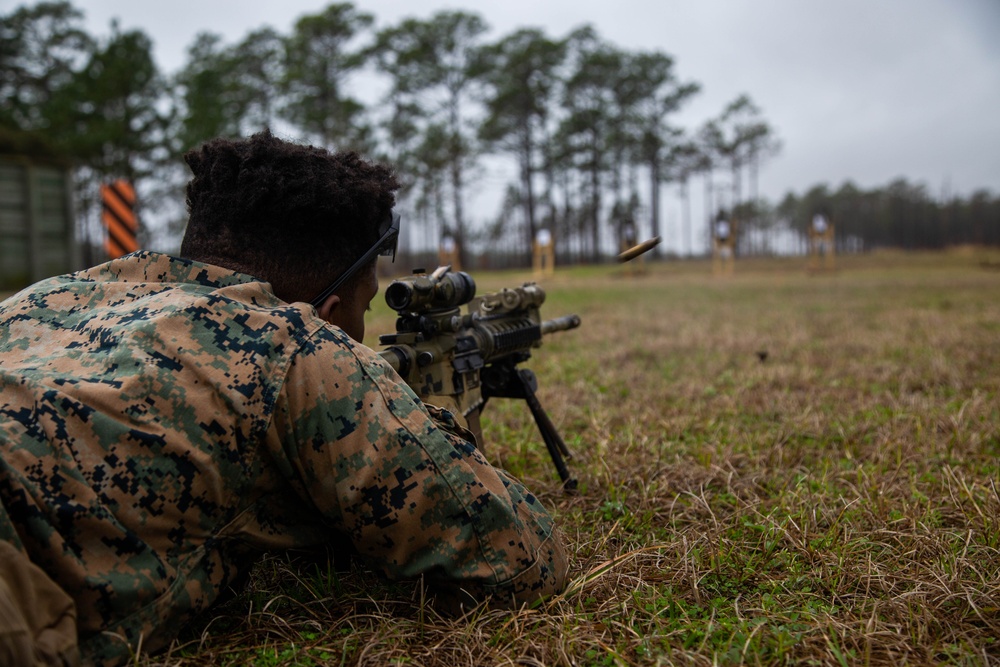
377 265 581 489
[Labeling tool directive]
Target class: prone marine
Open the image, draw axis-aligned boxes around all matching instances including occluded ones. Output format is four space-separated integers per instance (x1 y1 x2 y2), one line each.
0 130 568 666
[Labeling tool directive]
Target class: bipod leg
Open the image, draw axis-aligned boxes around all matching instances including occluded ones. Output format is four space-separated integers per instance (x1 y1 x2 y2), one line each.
511 369 578 491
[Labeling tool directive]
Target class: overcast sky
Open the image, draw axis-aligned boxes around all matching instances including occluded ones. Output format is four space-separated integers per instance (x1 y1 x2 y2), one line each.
72 0 1000 249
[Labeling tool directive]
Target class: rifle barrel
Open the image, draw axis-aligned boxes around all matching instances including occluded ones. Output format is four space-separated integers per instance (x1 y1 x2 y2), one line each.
540 314 581 335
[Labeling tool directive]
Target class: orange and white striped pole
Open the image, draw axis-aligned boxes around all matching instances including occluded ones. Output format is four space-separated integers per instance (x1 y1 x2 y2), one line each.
101 180 138 259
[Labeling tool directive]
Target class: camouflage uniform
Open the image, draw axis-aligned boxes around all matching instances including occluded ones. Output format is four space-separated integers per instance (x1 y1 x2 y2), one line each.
0 251 567 666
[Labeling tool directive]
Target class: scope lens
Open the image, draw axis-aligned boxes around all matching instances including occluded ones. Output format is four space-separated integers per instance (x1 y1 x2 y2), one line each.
384 281 415 311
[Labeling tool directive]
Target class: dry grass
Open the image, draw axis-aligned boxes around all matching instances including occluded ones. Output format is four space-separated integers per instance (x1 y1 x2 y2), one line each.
137 252 999 665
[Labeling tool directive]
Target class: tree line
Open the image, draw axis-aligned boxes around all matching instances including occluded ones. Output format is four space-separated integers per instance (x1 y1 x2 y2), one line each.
2 1 995 270
770 180 1000 254
0 0 780 266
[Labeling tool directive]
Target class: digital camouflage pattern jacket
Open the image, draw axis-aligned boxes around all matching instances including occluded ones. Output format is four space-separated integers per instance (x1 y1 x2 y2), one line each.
0 251 567 666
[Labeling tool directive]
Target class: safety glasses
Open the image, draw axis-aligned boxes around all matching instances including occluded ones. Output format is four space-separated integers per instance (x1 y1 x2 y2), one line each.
309 211 399 308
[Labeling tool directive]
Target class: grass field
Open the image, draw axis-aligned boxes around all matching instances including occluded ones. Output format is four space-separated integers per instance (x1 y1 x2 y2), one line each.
15 251 1000 665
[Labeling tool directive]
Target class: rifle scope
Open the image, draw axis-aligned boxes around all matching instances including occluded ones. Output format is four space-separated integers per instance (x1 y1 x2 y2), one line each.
384 268 476 313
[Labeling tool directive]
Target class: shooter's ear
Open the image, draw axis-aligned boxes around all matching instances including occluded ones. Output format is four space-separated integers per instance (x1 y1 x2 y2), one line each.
316 294 342 324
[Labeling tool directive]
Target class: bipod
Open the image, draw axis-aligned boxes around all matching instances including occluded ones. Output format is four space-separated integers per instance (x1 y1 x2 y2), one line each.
482 359 577 491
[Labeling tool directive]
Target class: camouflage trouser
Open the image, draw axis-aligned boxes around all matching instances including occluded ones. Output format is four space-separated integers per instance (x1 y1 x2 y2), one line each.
0 540 79 667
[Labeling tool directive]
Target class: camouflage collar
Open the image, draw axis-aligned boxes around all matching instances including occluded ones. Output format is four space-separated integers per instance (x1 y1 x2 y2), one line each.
82 250 263 290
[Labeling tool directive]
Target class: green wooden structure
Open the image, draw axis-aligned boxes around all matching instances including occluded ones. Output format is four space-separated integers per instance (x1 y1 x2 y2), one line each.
0 155 79 290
